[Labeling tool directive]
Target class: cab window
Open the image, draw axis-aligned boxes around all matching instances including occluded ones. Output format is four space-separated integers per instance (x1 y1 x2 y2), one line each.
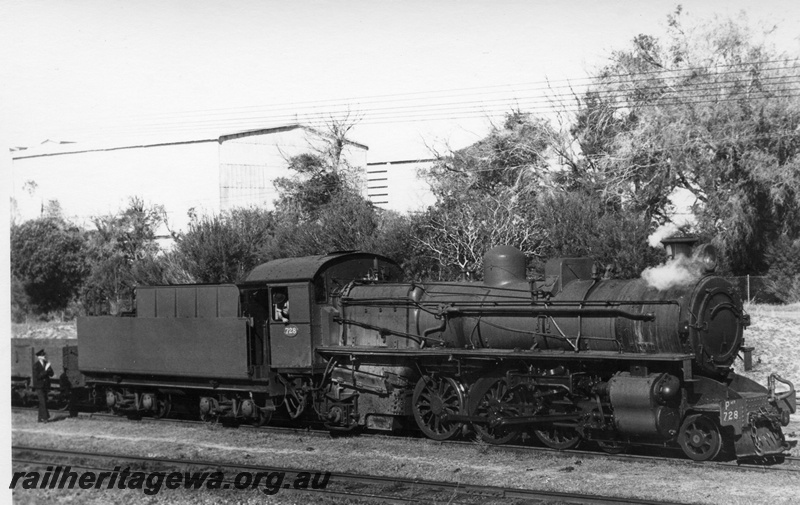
272 288 289 322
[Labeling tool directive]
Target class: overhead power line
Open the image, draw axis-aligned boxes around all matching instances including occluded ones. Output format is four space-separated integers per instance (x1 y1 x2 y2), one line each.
26 60 800 142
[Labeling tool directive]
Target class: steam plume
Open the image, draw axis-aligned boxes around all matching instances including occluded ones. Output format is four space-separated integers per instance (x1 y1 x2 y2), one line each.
648 223 680 248
642 250 704 291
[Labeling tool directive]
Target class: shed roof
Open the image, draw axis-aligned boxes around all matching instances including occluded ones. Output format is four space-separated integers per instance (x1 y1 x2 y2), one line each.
11 124 368 159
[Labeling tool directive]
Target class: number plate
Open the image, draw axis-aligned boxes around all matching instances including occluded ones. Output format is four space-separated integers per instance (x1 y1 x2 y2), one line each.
720 399 744 431
284 325 298 337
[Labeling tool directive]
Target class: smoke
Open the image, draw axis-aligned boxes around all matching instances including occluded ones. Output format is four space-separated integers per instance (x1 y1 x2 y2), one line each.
642 250 705 291
647 222 680 248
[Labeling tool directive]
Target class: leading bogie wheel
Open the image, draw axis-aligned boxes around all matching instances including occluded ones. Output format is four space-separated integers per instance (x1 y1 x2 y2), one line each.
412 375 465 441
678 414 722 461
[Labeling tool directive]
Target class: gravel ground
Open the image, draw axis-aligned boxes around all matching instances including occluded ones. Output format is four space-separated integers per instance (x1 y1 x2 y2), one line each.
10 411 800 505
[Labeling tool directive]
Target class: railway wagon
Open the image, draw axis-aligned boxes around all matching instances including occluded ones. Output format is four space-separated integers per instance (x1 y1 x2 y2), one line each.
11 338 83 407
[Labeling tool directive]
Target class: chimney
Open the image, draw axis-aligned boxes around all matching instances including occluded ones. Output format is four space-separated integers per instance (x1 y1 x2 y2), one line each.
660 235 698 260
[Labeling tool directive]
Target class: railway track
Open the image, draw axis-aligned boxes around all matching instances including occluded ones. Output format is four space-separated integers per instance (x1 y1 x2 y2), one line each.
11 444 689 505
13 406 799 474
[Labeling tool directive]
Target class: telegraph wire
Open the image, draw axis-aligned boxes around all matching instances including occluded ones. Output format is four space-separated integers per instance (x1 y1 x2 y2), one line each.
89 73 800 130
122 59 800 119
43 63 800 140
59 84 800 140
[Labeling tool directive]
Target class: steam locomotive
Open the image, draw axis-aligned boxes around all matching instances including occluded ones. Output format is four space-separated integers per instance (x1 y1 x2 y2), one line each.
75 237 795 461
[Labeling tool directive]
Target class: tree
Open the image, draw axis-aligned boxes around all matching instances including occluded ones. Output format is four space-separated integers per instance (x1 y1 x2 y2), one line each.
176 207 276 283
10 216 88 316
534 191 664 278
426 110 555 197
82 198 176 314
415 111 556 280
267 116 417 270
572 8 800 274
765 235 800 303
273 116 364 218
413 190 544 280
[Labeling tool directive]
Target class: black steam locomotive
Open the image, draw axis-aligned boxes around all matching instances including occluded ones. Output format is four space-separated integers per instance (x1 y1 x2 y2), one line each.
75 237 795 461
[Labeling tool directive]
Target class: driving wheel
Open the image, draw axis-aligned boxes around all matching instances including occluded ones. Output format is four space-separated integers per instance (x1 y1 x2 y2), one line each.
469 377 524 445
412 375 465 440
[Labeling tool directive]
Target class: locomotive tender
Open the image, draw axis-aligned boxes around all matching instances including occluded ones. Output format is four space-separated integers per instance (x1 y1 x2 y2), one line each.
77 238 795 461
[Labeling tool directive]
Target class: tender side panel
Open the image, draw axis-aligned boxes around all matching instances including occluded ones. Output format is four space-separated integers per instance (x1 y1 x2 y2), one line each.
77 317 250 379
136 284 240 318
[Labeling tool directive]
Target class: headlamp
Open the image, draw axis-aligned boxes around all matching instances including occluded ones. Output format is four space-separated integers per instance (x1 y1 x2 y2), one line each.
696 243 718 273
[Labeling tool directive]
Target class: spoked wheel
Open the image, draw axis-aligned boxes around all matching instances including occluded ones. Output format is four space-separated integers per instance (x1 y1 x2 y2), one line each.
679 414 722 461
469 377 524 445
597 441 627 454
154 394 172 419
534 426 581 450
199 397 218 423
254 408 273 427
105 389 122 415
284 389 307 420
412 375 465 441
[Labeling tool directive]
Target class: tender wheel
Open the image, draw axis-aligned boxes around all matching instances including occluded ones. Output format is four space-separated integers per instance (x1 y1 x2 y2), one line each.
105 389 122 414
679 414 722 461
284 390 307 420
154 394 172 419
199 397 218 423
412 375 465 441
469 377 524 445
534 426 581 450
254 408 273 426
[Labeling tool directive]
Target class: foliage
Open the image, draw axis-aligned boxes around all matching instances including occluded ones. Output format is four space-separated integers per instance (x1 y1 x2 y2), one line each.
176 207 276 283
11 274 32 323
267 116 417 273
416 112 561 280
418 108 670 280
273 153 351 216
268 186 416 272
765 235 800 303
573 8 800 274
82 197 178 314
413 189 544 280
534 191 665 278
426 110 554 198
10 216 89 315
273 117 364 218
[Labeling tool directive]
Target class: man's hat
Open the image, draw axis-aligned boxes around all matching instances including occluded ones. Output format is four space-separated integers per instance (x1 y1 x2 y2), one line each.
35 349 46 357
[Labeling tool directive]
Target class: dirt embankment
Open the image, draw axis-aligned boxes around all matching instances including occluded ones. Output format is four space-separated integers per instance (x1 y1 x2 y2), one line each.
11 322 77 340
733 303 800 386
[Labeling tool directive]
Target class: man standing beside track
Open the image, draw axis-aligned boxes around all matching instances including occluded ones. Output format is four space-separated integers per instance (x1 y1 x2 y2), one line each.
33 349 54 422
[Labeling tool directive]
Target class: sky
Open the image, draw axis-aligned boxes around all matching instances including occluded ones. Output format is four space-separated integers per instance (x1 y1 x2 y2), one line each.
2 0 799 161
